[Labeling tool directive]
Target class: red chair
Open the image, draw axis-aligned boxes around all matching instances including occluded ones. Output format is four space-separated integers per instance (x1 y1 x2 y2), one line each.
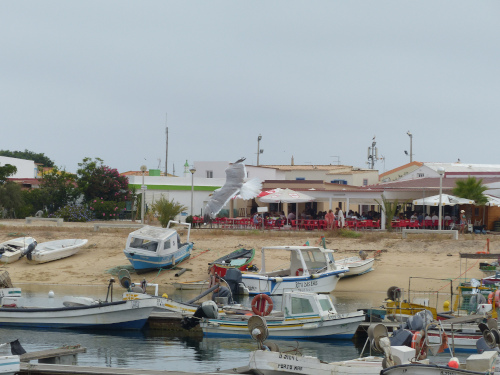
408 220 420 229
318 220 327 230
347 220 357 230
357 221 367 230
373 220 380 229
424 220 433 229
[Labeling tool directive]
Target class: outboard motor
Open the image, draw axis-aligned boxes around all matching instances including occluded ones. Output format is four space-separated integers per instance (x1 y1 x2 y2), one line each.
390 328 413 347
181 300 219 330
23 241 37 261
224 268 242 301
405 309 434 331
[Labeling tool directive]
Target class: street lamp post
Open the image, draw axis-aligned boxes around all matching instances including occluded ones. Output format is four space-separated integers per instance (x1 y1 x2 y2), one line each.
437 167 445 230
140 165 147 224
189 167 196 216
407 131 413 163
257 134 263 166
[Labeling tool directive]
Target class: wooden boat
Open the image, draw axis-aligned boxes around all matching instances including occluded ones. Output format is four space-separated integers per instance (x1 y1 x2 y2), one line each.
199 291 364 339
241 246 348 295
172 280 209 290
209 248 255 277
25 239 87 264
0 237 36 264
124 221 193 272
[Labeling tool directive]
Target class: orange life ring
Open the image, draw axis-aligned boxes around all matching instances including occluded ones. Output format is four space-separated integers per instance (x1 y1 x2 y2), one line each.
251 294 274 316
411 331 428 360
488 292 494 305
296 268 304 276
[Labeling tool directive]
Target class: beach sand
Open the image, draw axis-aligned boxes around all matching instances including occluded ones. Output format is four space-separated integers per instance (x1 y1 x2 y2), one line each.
0 220 494 297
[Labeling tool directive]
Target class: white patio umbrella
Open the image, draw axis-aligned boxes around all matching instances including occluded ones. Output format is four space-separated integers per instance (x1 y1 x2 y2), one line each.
413 194 475 206
485 194 500 207
258 188 315 229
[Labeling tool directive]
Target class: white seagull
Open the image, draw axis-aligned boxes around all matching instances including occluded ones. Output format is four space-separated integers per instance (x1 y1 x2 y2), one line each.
204 158 262 220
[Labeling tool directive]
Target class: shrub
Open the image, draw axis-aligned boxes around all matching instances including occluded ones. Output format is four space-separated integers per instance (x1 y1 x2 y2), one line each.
150 197 187 228
51 204 94 222
185 215 194 224
89 198 125 221
338 229 362 238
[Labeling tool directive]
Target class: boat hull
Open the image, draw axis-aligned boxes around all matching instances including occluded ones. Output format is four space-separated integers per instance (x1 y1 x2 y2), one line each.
248 350 383 375
381 363 491 375
0 355 20 375
242 270 346 295
337 257 375 277
201 312 364 339
0 298 157 330
125 243 192 271
26 239 88 264
0 237 36 264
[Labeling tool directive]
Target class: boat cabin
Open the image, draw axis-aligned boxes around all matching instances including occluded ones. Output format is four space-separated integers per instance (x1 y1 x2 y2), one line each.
282 291 338 319
125 225 188 256
258 246 342 277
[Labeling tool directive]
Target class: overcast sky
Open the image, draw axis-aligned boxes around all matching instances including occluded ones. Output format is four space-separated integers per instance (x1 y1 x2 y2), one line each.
1 1 499 175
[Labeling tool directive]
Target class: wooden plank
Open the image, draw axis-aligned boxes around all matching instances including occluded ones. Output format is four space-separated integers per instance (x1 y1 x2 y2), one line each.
20 363 222 374
21 347 87 362
459 253 500 259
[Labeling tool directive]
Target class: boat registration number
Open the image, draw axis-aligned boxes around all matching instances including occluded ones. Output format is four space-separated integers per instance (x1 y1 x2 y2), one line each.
295 280 318 288
278 353 302 371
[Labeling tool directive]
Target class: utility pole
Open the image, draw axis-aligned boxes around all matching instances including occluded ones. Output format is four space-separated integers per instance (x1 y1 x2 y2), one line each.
165 114 168 176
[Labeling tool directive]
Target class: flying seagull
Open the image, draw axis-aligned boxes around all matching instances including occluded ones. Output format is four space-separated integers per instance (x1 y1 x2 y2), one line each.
204 158 262 221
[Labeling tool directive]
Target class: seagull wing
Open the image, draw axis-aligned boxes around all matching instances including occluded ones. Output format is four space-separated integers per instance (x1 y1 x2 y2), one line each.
204 162 246 219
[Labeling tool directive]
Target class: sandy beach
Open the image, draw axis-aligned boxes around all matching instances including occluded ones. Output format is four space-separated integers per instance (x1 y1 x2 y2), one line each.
0 220 494 297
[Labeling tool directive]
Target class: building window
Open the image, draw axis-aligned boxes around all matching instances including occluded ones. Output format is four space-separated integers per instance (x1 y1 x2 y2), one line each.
206 170 213 178
296 177 305 180
363 179 368 186
418 173 424 178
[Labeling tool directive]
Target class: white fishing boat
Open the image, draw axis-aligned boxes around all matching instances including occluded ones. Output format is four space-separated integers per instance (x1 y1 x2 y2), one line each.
242 321 432 375
0 355 19 375
0 237 36 264
336 255 375 277
241 246 348 295
25 239 88 264
199 291 364 339
0 278 156 330
124 221 193 272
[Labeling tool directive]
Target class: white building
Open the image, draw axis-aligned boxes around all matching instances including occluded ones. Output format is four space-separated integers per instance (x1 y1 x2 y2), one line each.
0 156 37 179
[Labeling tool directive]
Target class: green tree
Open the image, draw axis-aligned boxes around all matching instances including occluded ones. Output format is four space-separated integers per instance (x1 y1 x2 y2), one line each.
0 164 17 184
150 197 187 228
0 149 54 167
40 167 80 213
374 194 406 231
452 176 488 205
76 157 130 204
0 164 23 217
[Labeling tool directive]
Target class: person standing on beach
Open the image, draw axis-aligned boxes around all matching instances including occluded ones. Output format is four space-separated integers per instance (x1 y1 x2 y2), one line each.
325 209 335 230
336 207 345 228
459 210 467 234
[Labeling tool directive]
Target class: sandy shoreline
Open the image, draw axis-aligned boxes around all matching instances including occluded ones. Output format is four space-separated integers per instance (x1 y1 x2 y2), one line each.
0 220 495 297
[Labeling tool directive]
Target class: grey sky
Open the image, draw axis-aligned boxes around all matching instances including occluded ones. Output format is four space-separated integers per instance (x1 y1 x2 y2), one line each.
1 1 499 175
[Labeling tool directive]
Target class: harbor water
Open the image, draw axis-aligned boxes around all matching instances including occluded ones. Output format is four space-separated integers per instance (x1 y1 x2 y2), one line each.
0 283 467 373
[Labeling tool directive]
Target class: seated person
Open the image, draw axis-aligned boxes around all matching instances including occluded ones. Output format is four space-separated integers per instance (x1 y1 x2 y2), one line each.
431 213 439 222
287 211 296 221
424 214 431 221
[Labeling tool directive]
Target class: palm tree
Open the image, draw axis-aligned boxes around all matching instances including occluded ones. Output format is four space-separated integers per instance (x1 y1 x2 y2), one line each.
452 177 488 205
374 194 406 231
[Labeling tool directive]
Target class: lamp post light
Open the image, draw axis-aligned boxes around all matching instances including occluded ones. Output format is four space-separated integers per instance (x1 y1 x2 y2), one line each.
407 131 413 163
437 167 445 230
189 167 196 216
140 165 147 224
257 134 263 166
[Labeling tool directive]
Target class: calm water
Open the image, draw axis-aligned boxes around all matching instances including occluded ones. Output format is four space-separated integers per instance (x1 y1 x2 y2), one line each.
0 284 462 372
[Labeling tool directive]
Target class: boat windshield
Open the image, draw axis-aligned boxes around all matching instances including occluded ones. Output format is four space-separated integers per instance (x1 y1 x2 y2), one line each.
129 237 159 252
291 297 314 315
319 298 334 312
300 249 327 271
